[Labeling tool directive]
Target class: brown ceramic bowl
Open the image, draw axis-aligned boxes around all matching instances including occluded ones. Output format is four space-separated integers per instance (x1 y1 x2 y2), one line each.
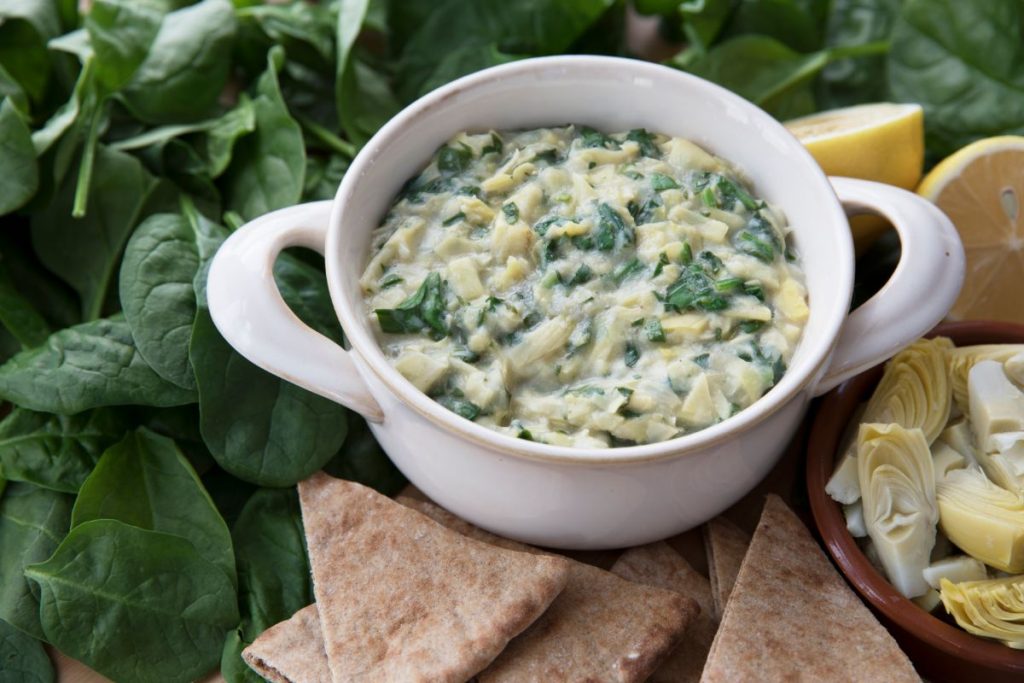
807 320 1024 683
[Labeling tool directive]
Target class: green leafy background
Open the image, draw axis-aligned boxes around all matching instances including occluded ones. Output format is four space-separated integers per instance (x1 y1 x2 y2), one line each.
0 0 1015 680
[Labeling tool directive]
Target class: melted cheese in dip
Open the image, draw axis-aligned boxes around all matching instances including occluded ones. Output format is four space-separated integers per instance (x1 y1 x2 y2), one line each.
361 126 808 448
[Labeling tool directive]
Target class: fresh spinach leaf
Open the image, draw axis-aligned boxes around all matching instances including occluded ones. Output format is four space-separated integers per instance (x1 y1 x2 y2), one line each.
719 0 827 54
0 17 51 107
0 63 28 115
0 261 50 349
25 519 239 683
119 211 227 390
681 35 888 119
72 428 236 586
204 95 258 178
120 0 238 124
0 408 127 493
30 57 98 157
220 486 311 682
222 46 306 221
816 0 902 108
678 0 734 53
0 316 196 415
888 0 1024 158
0 233 78 333
0 618 54 683
84 0 163 92
0 482 73 640
32 145 158 321
322 414 406 495
190 307 348 487
336 0 402 150
394 0 615 101
0 98 38 216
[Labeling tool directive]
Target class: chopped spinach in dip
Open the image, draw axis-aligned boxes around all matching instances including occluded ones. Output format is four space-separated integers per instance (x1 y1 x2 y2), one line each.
361 126 808 448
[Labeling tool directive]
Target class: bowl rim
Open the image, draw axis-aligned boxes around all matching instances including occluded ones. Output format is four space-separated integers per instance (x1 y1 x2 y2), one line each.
328 54 852 466
806 319 1024 672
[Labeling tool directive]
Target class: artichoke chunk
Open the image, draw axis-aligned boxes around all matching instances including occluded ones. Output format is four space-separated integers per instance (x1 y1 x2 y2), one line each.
950 344 1024 411
937 468 1024 573
968 360 1024 450
858 423 938 598
939 576 1024 648
923 555 988 590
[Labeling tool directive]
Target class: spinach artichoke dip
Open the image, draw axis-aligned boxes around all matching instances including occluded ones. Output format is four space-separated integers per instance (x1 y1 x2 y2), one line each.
360 126 808 448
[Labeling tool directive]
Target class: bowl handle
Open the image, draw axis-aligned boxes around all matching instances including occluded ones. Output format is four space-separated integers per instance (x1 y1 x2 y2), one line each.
812 177 965 396
206 201 384 422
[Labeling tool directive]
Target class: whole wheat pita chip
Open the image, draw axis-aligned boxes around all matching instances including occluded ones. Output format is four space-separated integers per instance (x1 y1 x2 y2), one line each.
701 495 920 683
400 497 699 683
242 604 328 683
298 473 571 683
611 543 716 683
703 516 751 621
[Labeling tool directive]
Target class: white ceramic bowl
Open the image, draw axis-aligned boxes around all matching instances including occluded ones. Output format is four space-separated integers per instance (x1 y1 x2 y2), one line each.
207 56 964 549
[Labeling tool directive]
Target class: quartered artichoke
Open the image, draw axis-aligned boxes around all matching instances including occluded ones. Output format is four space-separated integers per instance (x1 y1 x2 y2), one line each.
826 338 953 505
940 576 1024 649
950 344 1024 412
858 423 938 598
937 468 1024 573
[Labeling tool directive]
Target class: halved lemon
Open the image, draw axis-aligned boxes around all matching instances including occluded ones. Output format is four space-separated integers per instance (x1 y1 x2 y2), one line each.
917 136 1024 324
786 103 925 251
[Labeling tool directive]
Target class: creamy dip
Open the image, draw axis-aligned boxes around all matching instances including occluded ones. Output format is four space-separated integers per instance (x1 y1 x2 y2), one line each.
360 126 808 448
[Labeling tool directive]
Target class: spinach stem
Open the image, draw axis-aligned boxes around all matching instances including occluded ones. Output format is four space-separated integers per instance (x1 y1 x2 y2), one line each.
72 107 104 218
296 113 357 159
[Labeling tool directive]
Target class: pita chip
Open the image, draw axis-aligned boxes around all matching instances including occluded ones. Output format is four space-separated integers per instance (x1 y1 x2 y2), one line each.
242 604 329 683
701 495 920 683
298 473 571 683
398 498 699 682
703 516 751 621
611 543 716 683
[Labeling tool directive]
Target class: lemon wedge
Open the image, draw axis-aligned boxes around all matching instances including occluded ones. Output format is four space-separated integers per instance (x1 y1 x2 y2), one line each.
917 136 1024 324
786 103 925 251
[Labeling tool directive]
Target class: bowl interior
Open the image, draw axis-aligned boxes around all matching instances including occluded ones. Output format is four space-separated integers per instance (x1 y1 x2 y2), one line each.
328 55 852 460
807 320 1024 676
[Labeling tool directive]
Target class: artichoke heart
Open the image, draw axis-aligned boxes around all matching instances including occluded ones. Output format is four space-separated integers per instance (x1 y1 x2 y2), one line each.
827 338 952 505
858 423 938 598
950 344 1024 412
864 337 954 443
937 468 1024 573
940 576 1024 649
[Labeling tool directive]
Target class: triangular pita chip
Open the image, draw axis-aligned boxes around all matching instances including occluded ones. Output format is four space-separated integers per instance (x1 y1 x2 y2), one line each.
399 498 699 683
611 543 716 683
242 604 328 683
703 516 751 620
298 473 571 682
701 495 919 682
